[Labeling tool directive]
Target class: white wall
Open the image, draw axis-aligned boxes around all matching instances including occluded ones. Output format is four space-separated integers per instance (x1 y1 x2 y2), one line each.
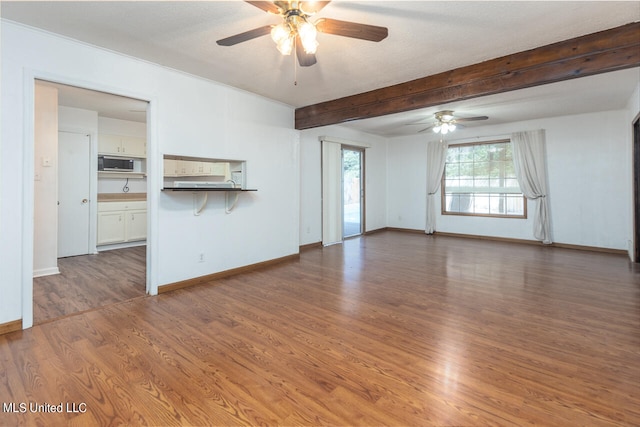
59 106 99 133
1 21 299 326
387 110 632 250
33 83 59 277
99 116 146 137
545 111 629 249
299 125 388 246
386 135 427 230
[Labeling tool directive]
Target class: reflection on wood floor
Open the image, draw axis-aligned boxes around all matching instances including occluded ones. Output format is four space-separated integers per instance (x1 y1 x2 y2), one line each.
33 246 146 324
5 232 640 425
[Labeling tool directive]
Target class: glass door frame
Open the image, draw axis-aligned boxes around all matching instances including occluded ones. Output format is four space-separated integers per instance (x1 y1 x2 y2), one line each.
342 145 365 238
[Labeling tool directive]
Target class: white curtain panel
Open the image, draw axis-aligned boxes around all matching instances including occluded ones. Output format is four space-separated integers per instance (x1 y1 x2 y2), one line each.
321 140 343 246
425 139 448 234
511 130 552 244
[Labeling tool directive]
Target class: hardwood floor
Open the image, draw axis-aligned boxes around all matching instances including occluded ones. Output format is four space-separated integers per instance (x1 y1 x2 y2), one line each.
2 232 639 426
33 246 146 324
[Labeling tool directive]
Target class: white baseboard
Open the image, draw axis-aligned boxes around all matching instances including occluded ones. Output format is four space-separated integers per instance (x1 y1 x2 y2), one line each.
97 241 146 252
33 267 60 278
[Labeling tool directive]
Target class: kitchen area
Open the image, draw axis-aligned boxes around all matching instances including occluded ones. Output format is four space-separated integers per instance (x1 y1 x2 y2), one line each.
97 133 148 249
33 80 150 324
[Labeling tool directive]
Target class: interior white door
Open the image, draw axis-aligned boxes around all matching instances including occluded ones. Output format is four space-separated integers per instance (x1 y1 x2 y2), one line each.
58 131 91 257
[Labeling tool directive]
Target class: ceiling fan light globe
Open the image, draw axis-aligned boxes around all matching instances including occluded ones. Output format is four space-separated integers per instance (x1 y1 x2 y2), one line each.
449 124 456 131
271 23 290 44
276 35 294 55
298 21 317 39
299 21 319 54
303 39 319 54
433 126 441 133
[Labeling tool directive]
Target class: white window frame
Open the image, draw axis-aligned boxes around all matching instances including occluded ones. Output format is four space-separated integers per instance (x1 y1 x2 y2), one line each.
441 139 527 218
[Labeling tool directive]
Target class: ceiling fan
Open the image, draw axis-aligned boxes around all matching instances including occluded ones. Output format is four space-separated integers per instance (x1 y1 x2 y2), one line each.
408 110 489 134
216 1 388 67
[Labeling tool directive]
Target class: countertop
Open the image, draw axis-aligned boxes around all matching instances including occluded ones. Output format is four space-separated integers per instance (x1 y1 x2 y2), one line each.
97 193 147 202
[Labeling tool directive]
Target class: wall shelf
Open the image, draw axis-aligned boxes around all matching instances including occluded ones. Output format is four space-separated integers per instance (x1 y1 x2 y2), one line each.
161 187 256 192
161 187 256 214
99 171 146 179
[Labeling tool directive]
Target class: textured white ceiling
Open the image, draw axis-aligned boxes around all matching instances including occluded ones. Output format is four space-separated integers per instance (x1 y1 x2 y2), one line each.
3 1 639 135
36 80 150 123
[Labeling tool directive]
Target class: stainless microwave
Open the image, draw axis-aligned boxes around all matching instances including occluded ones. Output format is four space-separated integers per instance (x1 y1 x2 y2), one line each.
98 156 134 172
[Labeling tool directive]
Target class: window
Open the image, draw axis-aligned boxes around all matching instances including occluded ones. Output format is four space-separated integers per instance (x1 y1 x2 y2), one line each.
442 140 526 218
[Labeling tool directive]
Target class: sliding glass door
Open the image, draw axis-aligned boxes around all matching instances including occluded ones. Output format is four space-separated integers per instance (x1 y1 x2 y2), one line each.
342 147 363 238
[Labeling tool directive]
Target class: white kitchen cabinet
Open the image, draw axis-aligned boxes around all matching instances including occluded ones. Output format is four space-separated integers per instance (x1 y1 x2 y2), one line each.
97 201 146 245
163 159 229 177
210 162 229 177
163 158 179 176
97 211 126 245
182 160 200 175
98 134 122 155
126 210 147 241
122 137 146 157
99 134 146 157
163 159 199 176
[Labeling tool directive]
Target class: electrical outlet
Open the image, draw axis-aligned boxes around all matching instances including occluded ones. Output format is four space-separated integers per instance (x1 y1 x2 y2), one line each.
198 253 205 263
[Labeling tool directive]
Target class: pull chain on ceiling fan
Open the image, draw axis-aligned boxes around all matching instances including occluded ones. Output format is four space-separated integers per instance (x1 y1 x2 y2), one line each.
216 1 388 67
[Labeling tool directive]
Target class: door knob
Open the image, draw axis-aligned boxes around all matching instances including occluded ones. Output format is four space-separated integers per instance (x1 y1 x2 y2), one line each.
81 199 88 204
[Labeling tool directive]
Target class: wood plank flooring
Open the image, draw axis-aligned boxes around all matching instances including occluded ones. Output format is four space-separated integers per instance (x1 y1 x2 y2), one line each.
33 246 146 324
2 232 639 426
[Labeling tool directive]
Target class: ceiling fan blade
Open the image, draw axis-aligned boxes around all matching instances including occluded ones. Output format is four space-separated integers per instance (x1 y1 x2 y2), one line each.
455 116 489 122
244 1 282 14
418 126 435 133
296 35 317 67
216 25 273 46
315 18 388 42
301 1 331 14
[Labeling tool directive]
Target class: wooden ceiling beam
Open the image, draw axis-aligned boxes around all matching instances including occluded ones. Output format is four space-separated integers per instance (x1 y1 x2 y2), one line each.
295 22 640 130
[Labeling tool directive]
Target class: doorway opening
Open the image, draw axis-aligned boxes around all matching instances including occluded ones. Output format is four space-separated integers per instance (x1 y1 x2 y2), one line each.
33 80 149 324
342 147 364 238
